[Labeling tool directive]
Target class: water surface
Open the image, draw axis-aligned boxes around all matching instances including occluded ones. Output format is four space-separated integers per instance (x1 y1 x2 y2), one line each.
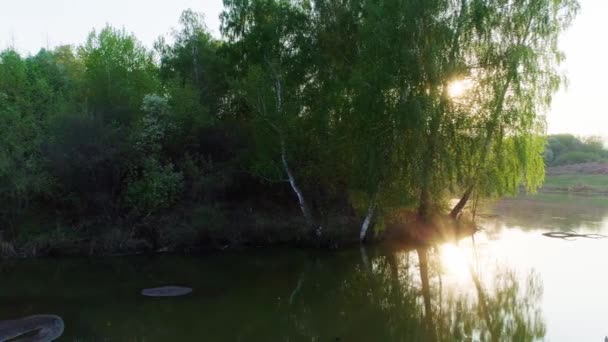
2 193 608 341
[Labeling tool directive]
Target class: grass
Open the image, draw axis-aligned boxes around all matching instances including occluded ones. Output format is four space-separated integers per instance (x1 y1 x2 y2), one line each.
523 192 608 207
542 174 608 193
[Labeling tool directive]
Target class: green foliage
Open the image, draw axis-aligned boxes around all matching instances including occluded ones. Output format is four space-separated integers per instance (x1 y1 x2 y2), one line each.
135 94 172 156
222 0 577 226
545 134 607 165
157 9 228 118
79 26 159 124
0 49 68 220
43 114 129 215
125 158 183 215
553 151 602 165
0 2 580 250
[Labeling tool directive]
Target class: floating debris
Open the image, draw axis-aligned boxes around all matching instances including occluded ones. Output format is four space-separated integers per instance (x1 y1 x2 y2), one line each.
141 286 193 297
0 314 64 341
542 232 607 240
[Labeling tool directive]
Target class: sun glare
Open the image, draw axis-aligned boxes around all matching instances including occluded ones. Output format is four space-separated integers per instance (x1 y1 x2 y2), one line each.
448 79 473 98
440 243 471 282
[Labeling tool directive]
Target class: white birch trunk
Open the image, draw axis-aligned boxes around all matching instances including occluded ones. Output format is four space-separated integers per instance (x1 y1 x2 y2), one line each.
360 244 371 272
359 195 377 242
268 58 319 234
289 271 304 305
280 139 315 228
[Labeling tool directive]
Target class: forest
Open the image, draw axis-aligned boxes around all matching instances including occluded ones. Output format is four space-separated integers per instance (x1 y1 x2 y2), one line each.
0 0 579 257
544 134 608 165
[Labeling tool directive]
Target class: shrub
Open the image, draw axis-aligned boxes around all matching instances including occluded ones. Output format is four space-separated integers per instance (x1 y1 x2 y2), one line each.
157 205 228 250
125 158 183 215
553 151 601 165
43 114 130 216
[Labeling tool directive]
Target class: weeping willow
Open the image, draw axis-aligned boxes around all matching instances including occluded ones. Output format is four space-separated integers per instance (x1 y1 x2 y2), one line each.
221 0 578 239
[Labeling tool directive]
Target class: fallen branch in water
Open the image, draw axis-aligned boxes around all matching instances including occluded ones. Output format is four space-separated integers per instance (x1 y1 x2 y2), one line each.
542 232 607 240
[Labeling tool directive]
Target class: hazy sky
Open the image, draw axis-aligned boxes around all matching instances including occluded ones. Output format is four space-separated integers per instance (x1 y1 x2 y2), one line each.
0 0 605 137
0 0 225 50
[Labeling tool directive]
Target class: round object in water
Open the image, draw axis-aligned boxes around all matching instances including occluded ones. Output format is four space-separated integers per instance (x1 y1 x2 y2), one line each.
141 286 193 297
0 314 64 341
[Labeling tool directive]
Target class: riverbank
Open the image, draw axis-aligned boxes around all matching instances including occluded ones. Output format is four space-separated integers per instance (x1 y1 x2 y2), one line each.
5 162 604 259
3 191 607 341
541 162 608 194
0 207 366 259
0 204 477 259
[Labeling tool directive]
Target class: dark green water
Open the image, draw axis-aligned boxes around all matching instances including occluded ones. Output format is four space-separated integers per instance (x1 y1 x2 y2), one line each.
2 193 608 341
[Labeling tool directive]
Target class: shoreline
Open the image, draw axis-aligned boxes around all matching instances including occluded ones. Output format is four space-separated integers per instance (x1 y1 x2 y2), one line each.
0 214 477 260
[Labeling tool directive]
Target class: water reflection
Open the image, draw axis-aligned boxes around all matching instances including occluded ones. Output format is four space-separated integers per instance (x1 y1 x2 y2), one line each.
492 193 608 231
0 243 543 341
1 193 606 340
404 245 543 342
282 242 545 341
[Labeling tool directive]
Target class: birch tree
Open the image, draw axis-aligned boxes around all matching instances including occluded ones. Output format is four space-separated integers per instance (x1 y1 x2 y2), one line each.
222 0 321 233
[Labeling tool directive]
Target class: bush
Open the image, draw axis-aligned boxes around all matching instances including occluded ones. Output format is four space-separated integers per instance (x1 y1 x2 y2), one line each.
542 147 554 164
154 205 228 250
125 158 183 215
545 134 607 166
553 151 601 165
43 114 130 216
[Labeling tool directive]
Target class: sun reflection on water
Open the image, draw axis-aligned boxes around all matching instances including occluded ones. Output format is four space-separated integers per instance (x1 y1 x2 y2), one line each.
439 243 472 284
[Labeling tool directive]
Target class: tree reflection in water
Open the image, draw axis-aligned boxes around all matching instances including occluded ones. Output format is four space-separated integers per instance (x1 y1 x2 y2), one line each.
0 241 545 341
285 241 545 342
417 245 546 342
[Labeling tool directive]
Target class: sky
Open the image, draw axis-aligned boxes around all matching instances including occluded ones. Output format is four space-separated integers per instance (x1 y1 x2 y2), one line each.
0 0 605 138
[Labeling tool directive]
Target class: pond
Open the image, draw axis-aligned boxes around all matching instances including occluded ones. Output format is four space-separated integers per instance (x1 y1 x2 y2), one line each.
1 193 608 341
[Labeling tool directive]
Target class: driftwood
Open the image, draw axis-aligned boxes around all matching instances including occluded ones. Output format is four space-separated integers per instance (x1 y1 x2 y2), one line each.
0 314 64 342
141 286 193 297
542 231 607 240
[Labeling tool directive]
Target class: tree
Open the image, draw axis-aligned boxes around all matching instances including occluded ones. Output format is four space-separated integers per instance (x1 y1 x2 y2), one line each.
544 134 606 165
222 0 322 234
157 9 228 118
125 95 183 216
306 0 428 240
222 0 578 241
0 49 58 228
79 26 159 125
406 0 578 222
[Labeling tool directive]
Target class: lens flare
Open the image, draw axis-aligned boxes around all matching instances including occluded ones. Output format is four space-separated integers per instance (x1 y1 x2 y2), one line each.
448 79 473 98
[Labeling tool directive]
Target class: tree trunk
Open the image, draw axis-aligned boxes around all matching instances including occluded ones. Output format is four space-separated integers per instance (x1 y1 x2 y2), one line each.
386 251 402 297
280 139 315 230
289 271 304 305
359 195 377 242
267 57 319 235
418 188 432 222
450 186 473 219
359 245 371 273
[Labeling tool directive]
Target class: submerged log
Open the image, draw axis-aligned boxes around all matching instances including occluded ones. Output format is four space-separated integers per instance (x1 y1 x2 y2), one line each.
0 314 64 342
141 286 193 297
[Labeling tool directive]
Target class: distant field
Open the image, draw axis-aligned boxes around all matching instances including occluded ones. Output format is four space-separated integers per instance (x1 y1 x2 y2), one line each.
546 162 608 175
542 174 608 193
